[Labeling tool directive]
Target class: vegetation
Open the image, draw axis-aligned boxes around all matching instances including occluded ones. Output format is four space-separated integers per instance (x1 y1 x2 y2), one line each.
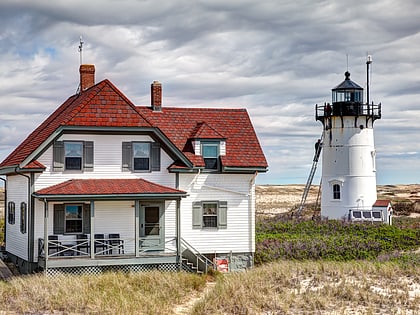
191 259 420 314
0 271 206 314
255 214 420 264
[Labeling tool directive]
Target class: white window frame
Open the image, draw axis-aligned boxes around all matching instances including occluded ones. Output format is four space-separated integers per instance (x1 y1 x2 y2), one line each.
201 141 219 170
132 142 151 172
64 141 83 170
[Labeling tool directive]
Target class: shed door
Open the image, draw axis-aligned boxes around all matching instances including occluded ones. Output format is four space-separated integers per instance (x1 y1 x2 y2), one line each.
140 204 164 250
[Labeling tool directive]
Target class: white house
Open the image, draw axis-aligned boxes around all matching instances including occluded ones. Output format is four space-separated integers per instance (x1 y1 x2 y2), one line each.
0 65 268 275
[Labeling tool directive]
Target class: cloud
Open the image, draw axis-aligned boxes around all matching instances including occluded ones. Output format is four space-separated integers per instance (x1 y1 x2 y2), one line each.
0 0 420 184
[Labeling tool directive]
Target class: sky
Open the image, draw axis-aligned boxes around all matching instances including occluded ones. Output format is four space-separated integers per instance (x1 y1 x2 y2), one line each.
0 0 419 185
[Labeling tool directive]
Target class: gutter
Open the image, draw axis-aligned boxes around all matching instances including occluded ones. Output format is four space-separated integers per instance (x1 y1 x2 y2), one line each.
33 192 187 202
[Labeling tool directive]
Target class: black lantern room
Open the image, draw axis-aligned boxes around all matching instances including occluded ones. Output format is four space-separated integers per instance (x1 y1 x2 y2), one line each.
315 71 381 123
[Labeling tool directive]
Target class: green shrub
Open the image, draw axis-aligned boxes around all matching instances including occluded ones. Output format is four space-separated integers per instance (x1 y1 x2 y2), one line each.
255 216 420 264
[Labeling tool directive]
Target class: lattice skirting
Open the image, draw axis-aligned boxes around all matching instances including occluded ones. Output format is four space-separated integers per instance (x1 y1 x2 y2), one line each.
46 263 185 277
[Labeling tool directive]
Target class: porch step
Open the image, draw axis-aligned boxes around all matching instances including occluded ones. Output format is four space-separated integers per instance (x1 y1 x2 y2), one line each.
181 258 202 274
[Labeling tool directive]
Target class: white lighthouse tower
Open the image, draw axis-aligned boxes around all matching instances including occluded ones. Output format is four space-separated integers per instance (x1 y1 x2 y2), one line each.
316 65 382 221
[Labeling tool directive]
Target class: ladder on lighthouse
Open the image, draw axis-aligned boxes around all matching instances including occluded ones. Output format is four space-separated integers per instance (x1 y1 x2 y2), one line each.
296 135 323 214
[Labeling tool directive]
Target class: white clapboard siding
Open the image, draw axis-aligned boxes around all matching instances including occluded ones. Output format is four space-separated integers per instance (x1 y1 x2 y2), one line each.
35 133 176 190
94 201 136 254
163 200 177 252
5 175 29 260
179 173 256 254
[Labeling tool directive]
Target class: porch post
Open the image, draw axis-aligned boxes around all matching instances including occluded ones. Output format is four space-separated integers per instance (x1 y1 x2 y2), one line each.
90 201 95 259
43 199 48 272
176 198 182 271
135 201 140 258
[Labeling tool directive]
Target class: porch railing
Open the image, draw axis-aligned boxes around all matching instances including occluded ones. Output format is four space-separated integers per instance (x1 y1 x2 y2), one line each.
38 235 134 259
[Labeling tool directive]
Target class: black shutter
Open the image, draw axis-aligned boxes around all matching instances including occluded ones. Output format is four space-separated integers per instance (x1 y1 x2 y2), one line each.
83 141 94 171
122 142 132 171
53 141 64 171
151 142 161 171
83 204 91 234
53 204 65 234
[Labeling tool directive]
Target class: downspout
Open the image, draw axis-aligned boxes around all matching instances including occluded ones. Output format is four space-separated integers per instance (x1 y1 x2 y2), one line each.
249 171 258 268
175 172 182 271
0 177 6 247
15 168 34 264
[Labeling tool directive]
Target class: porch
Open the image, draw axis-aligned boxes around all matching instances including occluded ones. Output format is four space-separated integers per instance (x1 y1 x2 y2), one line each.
38 235 180 274
37 235 214 275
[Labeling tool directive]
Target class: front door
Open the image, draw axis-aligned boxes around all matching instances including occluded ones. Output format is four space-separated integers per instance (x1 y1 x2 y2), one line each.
140 203 164 250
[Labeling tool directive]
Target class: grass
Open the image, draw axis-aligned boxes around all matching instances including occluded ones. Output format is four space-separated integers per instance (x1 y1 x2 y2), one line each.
191 260 420 314
0 271 206 314
0 206 419 313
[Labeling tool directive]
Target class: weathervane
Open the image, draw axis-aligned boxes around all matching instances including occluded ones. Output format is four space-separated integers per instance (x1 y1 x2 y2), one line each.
78 36 84 65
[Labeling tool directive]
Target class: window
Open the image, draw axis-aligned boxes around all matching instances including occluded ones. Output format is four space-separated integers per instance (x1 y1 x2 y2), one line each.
202 203 218 228
7 201 15 225
122 142 160 172
371 150 376 172
53 141 94 172
333 184 341 200
192 201 227 229
202 142 219 170
53 204 90 234
65 142 83 170
352 211 361 219
133 142 150 171
362 211 372 219
372 211 381 219
65 205 83 233
20 202 27 234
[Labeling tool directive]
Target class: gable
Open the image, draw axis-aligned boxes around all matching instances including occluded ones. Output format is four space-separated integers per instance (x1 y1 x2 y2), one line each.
0 80 152 170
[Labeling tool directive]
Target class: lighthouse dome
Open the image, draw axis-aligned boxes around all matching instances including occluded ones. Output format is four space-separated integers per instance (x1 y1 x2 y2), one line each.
332 71 363 104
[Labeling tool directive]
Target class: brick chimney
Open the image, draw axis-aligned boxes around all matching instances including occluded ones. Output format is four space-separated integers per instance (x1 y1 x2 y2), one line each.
79 64 95 92
151 80 162 111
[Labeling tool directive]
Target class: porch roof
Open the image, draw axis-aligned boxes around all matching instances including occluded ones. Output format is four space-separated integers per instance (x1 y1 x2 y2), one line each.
33 178 187 201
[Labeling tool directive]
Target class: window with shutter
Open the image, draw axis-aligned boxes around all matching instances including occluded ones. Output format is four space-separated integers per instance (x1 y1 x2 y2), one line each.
122 141 161 172
53 141 94 172
192 201 227 229
53 203 91 234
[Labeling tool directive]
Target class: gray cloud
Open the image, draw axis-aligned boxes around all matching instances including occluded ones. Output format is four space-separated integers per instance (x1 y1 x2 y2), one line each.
0 0 419 184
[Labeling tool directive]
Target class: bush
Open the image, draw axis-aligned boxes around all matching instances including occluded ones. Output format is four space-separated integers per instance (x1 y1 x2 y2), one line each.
393 201 415 216
255 216 420 264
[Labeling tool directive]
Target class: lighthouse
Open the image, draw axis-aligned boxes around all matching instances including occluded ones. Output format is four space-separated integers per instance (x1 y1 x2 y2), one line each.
315 63 383 221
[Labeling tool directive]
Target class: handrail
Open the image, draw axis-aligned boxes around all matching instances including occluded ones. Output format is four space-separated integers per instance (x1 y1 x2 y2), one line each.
180 238 215 273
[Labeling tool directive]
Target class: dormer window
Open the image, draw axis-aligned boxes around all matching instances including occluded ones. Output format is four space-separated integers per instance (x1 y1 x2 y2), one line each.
202 142 219 170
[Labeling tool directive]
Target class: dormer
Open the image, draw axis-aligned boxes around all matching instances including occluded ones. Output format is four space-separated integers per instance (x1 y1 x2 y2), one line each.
190 122 226 170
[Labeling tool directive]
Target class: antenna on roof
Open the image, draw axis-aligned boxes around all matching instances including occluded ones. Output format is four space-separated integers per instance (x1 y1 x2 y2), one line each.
346 53 349 71
78 36 84 65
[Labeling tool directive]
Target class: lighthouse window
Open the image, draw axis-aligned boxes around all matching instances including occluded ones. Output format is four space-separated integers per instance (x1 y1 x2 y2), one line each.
333 184 341 200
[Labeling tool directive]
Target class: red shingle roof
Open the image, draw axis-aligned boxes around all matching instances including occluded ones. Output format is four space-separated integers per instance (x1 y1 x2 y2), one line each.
373 200 392 207
0 80 151 168
1 77 268 170
137 107 268 168
34 178 185 196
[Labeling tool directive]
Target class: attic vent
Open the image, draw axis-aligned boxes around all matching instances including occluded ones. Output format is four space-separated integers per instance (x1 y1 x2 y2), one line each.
151 81 162 111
